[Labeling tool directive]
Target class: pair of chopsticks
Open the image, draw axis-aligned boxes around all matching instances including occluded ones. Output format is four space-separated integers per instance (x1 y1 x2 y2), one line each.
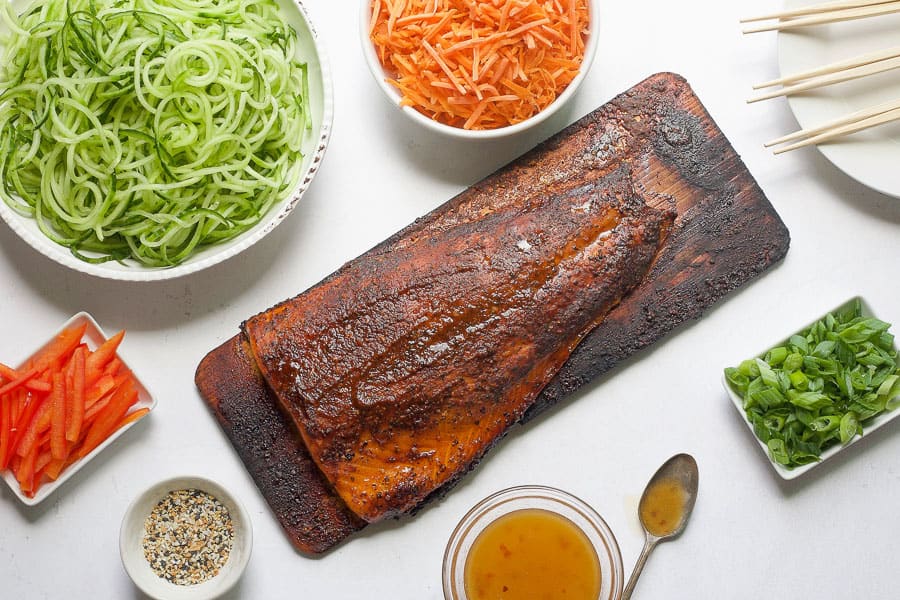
743 0 900 153
741 0 900 33
766 98 900 153
749 46 900 103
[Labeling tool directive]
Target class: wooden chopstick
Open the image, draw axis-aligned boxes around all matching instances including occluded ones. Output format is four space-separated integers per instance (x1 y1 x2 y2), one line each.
753 45 900 89
765 98 900 153
748 51 900 102
742 0 900 33
741 0 896 23
766 97 900 144
743 2 900 151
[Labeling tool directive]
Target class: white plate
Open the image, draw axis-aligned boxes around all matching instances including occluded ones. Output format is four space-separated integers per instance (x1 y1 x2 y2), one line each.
0 312 156 505
778 0 900 198
722 297 900 480
0 0 333 281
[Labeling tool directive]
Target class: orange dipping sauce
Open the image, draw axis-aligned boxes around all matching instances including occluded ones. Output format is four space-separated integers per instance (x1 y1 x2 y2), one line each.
463 508 601 600
639 477 687 537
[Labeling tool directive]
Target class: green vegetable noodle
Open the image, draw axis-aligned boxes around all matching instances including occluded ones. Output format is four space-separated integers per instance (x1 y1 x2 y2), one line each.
0 0 311 266
725 299 900 469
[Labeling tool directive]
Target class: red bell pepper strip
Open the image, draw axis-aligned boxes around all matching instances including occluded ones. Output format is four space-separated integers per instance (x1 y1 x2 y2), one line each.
6 392 42 467
0 363 51 393
28 323 87 373
0 367 39 397
15 445 36 496
0 394 10 471
84 393 113 424
117 407 150 430
66 348 85 443
85 330 124 385
78 383 138 459
15 398 51 460
49 372 67 461
84 374 119 410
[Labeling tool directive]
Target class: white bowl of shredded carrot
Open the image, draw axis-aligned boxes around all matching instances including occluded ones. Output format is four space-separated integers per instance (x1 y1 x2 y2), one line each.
361 0 599 139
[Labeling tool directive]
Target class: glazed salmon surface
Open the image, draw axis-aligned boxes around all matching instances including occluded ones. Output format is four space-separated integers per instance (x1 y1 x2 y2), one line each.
243 166 673 523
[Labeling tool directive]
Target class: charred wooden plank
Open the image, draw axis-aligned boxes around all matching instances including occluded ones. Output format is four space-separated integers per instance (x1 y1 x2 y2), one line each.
195 72 790 554
243 166 674 522
525 73 791 418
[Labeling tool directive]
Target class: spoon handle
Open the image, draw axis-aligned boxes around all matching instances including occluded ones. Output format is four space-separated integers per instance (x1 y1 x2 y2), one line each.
621 535 658 600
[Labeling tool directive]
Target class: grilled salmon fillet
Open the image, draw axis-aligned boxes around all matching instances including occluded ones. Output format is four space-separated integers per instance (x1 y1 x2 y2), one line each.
242 166 673 522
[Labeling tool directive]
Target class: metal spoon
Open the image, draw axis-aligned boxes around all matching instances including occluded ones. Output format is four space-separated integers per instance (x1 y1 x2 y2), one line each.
621 453 699 600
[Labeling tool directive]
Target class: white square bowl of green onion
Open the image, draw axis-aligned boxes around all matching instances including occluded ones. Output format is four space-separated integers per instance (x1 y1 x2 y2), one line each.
722 297 900 480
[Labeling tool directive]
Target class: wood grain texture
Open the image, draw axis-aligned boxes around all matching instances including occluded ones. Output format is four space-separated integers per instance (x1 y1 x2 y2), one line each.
524 72 791 419
195 72 789 554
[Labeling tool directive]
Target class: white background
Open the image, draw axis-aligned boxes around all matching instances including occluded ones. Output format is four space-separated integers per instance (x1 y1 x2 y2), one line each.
2 1 899 599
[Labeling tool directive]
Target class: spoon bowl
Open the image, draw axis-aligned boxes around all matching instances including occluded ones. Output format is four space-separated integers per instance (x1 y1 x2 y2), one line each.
622 453 699 600
638 453 699 540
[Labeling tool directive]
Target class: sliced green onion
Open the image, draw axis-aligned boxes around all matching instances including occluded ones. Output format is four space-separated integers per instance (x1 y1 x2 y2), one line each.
726 299 900 468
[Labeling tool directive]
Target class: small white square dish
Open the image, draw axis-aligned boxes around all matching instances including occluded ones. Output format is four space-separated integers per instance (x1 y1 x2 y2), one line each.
722 297 900 480
0 312 155 505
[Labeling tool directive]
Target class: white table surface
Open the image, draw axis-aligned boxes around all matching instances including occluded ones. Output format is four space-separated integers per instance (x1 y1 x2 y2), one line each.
2 1 899 598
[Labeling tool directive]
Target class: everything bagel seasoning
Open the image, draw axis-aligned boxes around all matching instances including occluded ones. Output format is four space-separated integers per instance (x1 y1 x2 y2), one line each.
142 489 234 585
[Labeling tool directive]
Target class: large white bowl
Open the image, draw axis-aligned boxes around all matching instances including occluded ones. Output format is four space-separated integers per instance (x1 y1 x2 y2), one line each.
360 0 600 140
0 0 333 281
778 0 900 199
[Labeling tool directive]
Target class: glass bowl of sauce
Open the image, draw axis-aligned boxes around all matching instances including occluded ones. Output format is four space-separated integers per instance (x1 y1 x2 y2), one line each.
443 485 623 600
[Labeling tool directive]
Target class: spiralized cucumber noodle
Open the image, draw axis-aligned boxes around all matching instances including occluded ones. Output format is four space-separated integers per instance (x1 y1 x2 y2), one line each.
0 0 311 266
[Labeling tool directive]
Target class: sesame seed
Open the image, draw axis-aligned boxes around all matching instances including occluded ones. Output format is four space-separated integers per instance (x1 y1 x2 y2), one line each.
142 489 234 586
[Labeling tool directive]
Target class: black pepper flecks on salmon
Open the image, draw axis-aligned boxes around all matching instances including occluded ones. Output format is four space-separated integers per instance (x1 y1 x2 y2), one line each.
242 165 674 523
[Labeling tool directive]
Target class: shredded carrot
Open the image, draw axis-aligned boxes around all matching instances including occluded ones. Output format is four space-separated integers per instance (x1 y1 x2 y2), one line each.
370 0 590 130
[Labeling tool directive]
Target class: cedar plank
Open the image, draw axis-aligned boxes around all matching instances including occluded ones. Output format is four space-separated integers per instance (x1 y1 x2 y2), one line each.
526 73 789 418
195 72 789 554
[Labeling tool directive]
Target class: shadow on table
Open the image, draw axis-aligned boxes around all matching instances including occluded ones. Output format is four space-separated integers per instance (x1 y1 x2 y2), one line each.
723 388 900 497
801 148 900 224
127 576 246 600
0 190 322 333
368 93 587 190
772 419 900 497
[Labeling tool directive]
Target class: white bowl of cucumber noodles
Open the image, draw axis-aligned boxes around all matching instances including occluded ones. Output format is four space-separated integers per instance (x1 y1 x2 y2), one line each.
0 0 332 280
